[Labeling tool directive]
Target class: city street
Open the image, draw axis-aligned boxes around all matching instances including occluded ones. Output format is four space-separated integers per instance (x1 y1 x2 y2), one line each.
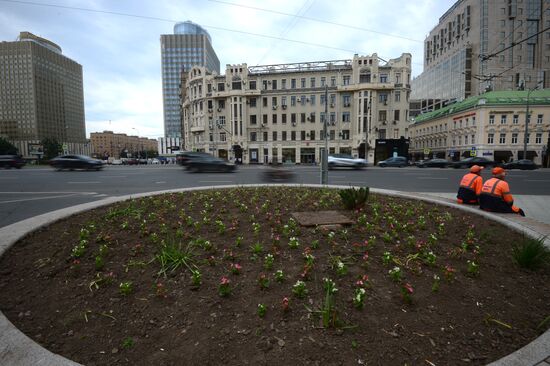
1 165 549 228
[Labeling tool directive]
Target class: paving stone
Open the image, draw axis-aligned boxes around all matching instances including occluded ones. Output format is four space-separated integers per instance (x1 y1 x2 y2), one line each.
291 211 353 227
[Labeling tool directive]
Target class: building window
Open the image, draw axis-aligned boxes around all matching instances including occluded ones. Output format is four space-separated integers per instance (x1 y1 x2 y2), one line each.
301 113 306 123
250 115 257 125
500 115 507 124
379 110 387 121
342 112 351 122
536 133 542 144
220 132 226 142
394 110 400 121
291 96 296 106
330 76 336 86
512 133 518 144
320 94 326 105
301 78 306 88
380 73 388 83
263 131 268 141
310 77 316 88
499 133 506 144
291 113 296 124
513 114 518 124
395 91 401 102
291 79 296 88
488 133 494 144
272 96 277 107
272 80 277 90
330 130 335 140
300 131 306 140
217 83 225 91
291 131 296 141
343 75 351 85
263 97 268 107
281 114 287 124
300 96 305 106
471 134 475 144
281 79 286 89
282 96 287 106
330 112 336 123
321 77 326 86
310 130 315 140
250 132 257 141
310 112 316 122
272 114 277 124
341 130 350 140
272 131 277 141
282 131 287 141
343 94 351 106
378 93 388 104
489 115 495 124
320 112 326 123
537 114 543 124
310 95 316 106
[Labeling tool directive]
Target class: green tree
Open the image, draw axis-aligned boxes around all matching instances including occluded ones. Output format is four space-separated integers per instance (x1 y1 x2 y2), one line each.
0 137 18 155
41 138 62 160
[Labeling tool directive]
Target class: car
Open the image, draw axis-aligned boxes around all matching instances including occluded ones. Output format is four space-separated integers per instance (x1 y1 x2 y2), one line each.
415 158 449 168
261 166 296 182
124 158 139 165
327 154 367 169
111 159 123 165
450 157 495 169
0 155 26 169
138 159 148 165
49 154 104 171
500 159 539 170
186 155 236 173
377 156 408 167
176 151 212 166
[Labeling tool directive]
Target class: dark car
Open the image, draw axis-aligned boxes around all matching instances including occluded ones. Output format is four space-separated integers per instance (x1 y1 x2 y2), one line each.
49 155 104 171
186 155 236 173
378 156 408 167
451 157 495 169
0 155 26 169
124 158 139 165
176 151 211 166
261 166 296 182
501 159 539 170
416 158 449 168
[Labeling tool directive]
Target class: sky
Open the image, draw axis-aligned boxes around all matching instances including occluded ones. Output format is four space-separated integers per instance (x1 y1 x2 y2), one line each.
0 0 457 139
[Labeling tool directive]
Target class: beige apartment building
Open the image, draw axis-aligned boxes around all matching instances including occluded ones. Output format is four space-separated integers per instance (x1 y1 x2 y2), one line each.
0 32 87 157
90 131 157 159
412 0 550 113
410 90 550 165
181 54 412 164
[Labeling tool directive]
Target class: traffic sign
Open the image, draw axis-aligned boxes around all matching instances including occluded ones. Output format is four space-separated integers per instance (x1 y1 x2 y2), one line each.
423 148 430 155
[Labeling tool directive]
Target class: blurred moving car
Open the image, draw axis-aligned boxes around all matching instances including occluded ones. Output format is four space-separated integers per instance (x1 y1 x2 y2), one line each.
186 155 236 173
500 159 539 170
377 156 408 167
328 154 367 169
49 155 104 171
415 158 449 168
0 155 26 169
450 157 495 169
176 151 211 166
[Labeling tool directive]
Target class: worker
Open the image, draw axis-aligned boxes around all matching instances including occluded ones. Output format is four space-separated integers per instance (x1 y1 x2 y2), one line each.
479 167 525 216
457 165 484 204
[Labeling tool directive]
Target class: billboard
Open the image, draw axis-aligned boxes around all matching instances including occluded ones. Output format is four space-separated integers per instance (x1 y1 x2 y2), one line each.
28 143 44 155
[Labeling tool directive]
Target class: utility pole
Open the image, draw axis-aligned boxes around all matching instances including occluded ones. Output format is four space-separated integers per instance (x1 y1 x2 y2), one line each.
523 81 543 160
321 85 328 184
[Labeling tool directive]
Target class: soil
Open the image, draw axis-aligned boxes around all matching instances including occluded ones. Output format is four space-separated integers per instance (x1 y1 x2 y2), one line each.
0 186 549 366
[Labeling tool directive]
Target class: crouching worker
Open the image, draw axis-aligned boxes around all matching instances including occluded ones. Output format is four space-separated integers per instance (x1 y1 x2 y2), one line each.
457 165 484 204
479 167 525 216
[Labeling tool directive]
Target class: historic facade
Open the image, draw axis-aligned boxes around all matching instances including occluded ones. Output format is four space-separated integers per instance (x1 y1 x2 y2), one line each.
90 131 157 159
0 31 87 157
182 54 412 164
410 90 550 165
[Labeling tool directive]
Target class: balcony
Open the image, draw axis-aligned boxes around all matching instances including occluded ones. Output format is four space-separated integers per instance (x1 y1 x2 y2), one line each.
191 125 205 133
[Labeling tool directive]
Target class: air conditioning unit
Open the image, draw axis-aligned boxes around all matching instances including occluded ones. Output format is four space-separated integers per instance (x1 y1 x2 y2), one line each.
330 103 335 108
306 98 310 102
282 105 287 109
307 117 311 121
331 122 336 126
208 109 213 113
246 100 250 104
382 121 387 125
212 87 216 91
383 101 387 105
217 108 222 112
292 122 296 126
392 121 397 125
344 103 350 107
272 105 277 110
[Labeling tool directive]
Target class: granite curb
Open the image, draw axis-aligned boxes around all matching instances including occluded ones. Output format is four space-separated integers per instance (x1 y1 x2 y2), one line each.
0 184 548 366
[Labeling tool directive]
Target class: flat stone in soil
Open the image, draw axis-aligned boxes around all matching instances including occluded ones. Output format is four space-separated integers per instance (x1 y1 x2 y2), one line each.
291 210 353 226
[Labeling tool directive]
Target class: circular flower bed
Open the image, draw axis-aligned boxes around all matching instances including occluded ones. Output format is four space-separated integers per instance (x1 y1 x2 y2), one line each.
0 186 549 365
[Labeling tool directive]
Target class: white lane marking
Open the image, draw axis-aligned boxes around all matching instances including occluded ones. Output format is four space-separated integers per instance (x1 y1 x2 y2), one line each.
155 181 166 184
0 193 82 204
94 194 108 197
417 177 449 180
67 181 101 184
525 179 550 182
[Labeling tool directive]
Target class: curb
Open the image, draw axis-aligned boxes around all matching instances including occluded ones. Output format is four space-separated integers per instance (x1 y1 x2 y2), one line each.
0 184 549 366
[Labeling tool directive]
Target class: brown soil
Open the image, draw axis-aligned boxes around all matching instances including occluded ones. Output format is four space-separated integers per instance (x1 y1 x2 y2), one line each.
0 186 549 366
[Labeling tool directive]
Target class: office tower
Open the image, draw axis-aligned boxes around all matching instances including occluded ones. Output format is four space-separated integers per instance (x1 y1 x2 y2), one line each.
161 21 220 140
0 31 87 156
412 0 550 113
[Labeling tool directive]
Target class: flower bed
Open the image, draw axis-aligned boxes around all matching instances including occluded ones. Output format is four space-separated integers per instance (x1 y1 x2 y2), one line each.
0 186 549 365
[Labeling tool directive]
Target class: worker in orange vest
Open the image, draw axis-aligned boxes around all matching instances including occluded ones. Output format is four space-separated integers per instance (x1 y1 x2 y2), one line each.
457 165 484 204
479 167 525 216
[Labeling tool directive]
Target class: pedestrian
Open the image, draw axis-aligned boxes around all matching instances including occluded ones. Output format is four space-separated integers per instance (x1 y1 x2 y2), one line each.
479 167 525 216
457 165 484 204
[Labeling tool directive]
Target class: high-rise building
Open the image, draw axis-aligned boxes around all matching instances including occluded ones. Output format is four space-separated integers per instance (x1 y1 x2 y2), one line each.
0 31 87 157
411 0 550 113
182 54 412 164
161 21 220 140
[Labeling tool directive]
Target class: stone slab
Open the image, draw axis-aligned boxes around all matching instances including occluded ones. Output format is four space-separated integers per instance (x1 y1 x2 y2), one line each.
291 210 353 227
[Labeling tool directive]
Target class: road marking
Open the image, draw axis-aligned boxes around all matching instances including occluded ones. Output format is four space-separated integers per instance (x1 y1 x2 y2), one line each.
0 193 81 204
417 177 449 180
94 194 109 197
155 181 166 184
67 181 101 184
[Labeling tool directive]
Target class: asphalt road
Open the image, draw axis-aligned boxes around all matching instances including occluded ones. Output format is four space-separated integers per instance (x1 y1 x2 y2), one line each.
1 165 549 228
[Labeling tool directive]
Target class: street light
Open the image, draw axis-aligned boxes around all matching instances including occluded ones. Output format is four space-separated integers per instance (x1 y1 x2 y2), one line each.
523 81 543 160
321 85 328 184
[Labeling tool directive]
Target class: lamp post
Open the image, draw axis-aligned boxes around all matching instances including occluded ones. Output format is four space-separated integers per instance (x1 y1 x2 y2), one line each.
523 81 543 160
321 85 328 184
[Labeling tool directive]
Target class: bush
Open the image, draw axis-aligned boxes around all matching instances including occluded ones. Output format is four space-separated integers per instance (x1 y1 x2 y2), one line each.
339 187 370 210
511 236 550 270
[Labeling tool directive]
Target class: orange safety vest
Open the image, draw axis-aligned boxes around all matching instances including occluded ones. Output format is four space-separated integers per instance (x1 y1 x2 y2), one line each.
479 178 519 213
457 173 483 204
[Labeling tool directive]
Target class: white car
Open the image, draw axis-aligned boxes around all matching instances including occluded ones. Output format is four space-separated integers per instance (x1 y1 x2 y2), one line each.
111 159 123 165
328 154 367 169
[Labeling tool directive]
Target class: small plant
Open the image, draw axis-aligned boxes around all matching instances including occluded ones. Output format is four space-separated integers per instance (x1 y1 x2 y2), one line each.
230 263 242 275
339 187 370 210
427 233 438 246
334 259 347 276
303 253 315 267
250 242 264 255
443 265 456 282
467 260 480 276
281 297 290 312
401 283 414 304
424 251 437 266
257 303 267 318
388 266 402 282
71 239 87 258
353 288 367 309
252 222 261 236
215 220 226 235
121 337 135 349
264 254 274 270
154 282 167 297
119 281 133 296
311 239 319 249
275 269 285 282
431 274 441 292
191 269 202 287
382 251 393 265
321 278 338 328
156 240 197 277
258 273 270 289
218 276 231 297
511 236 550 270
94 255 105 271
235 236 243 247
322 277 338 294
288 237 299 249
292 280 307 298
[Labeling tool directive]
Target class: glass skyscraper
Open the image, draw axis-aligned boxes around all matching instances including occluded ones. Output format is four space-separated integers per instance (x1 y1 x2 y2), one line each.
161 21 220 139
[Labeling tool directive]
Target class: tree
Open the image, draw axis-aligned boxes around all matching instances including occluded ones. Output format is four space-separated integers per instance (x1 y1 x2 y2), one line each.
0 137 18 155
41 138 62 161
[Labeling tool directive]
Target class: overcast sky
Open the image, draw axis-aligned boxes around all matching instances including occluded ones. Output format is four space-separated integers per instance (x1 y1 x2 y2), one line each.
1 0 456 139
